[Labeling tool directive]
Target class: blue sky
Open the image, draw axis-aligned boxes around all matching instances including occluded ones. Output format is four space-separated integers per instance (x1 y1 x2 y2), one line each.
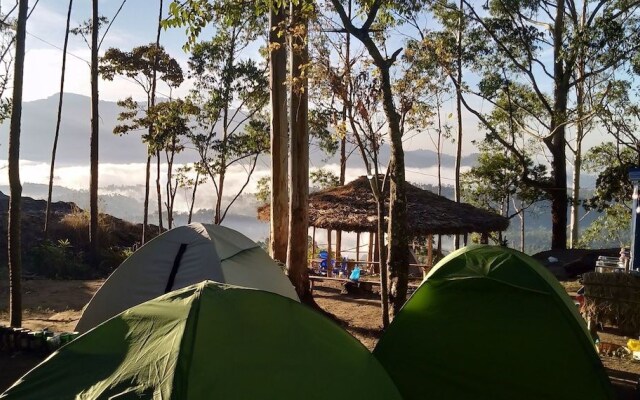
22 0 196 101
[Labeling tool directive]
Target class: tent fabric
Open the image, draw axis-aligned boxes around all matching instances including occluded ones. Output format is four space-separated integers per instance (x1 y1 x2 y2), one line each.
2 282 402 400
75 223 298 333
374 245 614 400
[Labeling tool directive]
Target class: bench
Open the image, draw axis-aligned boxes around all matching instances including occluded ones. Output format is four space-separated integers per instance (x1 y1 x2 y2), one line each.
309 276 419 295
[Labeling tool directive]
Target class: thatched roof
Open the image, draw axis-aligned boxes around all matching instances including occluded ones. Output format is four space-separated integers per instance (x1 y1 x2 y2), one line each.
257 175 509 235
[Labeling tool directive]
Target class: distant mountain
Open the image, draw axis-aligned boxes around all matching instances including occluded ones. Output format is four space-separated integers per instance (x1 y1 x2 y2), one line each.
0 93 152 165
0 93 477 170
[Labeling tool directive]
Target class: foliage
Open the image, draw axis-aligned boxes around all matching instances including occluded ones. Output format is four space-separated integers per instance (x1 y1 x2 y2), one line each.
583 142 637 212
577 203 631 249
461 142 548 219
69 16 109 48
255 176 270 204
100 44 183 95
29 239 89 279
0 10 14 123
185 4 269 224
310 169 340 191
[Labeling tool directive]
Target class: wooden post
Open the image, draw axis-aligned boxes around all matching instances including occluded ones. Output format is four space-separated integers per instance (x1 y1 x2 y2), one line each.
368 232 374 263
336 230 342 262
356 232 360 264
464 233 468 246
311 226 316 258
327 229 333 277
480 232 489 244
373 231 380 274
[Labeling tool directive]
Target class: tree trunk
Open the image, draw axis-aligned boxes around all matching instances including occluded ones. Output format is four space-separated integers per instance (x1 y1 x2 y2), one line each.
453 0 464 250
165 145 176 229
156 150 163 233
142 153 151 243
269 2 289 263
549 0 568 250
374 62 409 317
376 196 389 328
520 205 525 252
286 0 311 303
151 0 163 234
570 16 586 249
45 0 73 238
89 0 99 267
188 167 200 224
7 0 28 327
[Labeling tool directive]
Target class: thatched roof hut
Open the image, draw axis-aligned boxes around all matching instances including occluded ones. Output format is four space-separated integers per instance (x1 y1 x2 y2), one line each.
257 175 509 236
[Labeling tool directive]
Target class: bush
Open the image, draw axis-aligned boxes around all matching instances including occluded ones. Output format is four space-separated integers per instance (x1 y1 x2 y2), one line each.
28 239 91 279
99 246 134 275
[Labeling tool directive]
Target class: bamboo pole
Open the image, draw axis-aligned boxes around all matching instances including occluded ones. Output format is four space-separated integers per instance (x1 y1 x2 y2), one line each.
426 234 433 279
327 229 333 277
368 232 374 263
356 232 360 265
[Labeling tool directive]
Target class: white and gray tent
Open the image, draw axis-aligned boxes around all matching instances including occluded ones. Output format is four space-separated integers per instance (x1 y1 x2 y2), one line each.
76 223 298 332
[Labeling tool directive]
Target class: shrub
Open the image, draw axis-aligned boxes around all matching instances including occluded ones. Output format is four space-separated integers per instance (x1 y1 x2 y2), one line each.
28 239 91 279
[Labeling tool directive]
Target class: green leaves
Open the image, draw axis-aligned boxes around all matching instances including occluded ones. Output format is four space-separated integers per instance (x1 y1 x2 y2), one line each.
100 44 184 89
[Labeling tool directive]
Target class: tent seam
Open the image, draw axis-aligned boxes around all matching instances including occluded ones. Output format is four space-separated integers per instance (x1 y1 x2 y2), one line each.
170 283 204 400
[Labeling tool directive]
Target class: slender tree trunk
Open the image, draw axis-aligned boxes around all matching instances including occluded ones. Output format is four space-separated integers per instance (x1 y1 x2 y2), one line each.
520 206 525 252
165 146 176 229
7 0 28 328
156 149 163 232
150 0 163 234
287 0 311 302
142 154 151 243
570 8 587 249
44 0 73 238
188 167 200 224
269 2 289 263
453 0 464 250
89 0 99 267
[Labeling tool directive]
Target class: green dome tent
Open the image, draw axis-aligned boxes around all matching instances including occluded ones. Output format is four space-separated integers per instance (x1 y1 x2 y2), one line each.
374 245 614 400
76 223 298 333
2 282 401 400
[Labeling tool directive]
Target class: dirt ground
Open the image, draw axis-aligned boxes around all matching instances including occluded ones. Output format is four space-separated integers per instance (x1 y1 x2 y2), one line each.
1 278 640 398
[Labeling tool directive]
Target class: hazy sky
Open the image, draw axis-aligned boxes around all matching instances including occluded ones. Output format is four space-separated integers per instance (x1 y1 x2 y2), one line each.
6 0 611 173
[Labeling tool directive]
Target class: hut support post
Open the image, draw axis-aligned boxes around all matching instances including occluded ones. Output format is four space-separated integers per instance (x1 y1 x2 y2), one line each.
373 231 380 274
327 229 332 277
463 234 468 246
336 231 342 261
356 233 360 267
480 232 488 244
312 227 316 258
368 232 373 264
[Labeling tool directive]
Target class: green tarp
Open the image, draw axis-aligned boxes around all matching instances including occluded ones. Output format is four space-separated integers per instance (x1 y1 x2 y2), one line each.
374 245 614 400
3 282 401 400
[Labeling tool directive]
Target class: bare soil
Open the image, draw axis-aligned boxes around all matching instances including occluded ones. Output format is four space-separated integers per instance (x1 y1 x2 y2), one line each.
1 279 640 398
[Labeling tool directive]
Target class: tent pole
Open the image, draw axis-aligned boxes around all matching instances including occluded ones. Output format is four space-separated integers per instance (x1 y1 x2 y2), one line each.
327 229 333 277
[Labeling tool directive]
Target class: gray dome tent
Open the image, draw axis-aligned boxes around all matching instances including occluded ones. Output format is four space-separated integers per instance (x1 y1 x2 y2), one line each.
76 223 297 332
